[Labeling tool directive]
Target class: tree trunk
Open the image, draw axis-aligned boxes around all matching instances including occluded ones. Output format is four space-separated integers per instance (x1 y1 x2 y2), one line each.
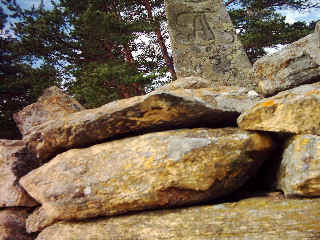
141 0 177 80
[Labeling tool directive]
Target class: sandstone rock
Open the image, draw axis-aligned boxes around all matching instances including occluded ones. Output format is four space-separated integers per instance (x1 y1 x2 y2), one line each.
0 209 34 240
36 194 320 240
238 82 320 135
277 134 320 197
13 86 85 136
0 140 38 207
20 128 273 232
24 88 260 161
155 76 212 91
165 0 253 88
255 31 320 97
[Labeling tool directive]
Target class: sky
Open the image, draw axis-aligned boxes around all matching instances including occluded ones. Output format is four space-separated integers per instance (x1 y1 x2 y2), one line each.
14 0 320 24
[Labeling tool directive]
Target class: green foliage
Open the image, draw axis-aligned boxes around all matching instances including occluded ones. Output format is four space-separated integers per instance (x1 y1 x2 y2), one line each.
227 0 319 62
67 61 154 108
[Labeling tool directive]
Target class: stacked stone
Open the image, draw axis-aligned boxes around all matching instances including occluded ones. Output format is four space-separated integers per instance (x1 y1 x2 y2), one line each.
0 2 320 239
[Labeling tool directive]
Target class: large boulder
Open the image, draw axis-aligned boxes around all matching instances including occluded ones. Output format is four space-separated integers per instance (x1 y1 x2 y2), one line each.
276 134 320 197
0 140 38 207
24 87 260 161
13 86 85 136
238 82 320 135
0 209 34 240
255 29 320 97
36 194 320 240
20 128 273 232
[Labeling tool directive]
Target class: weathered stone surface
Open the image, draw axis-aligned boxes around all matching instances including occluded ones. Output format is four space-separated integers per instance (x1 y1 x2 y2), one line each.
238 82 320 135
36 194 320 240
13 86 85 136
277 134 320 197
155 76 212 91
24 88 260 161
255 31 320 97
0 140 38 207
165 0 253 88
20 128 273 232
316 21 320 47
0 209 34 240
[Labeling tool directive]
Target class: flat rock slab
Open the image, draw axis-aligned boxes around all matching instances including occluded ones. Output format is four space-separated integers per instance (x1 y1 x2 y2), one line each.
24 87 260 161
165 0 253 88
36 194 320 240
14 86 85 136
277 134 320 197
0 140 38 207
154 76 212 91
0 208 34 240
255 31 320 97
238 82 320 135
20 128 273 232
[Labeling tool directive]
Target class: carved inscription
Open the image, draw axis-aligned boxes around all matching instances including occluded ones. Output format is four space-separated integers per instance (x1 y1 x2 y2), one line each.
176 13 215 44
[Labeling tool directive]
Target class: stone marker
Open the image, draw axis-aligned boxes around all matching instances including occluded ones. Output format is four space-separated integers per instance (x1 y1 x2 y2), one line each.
20 128 273 232
238 82 320 135
36 194 320 240
0 140 38 207
165 0 253 88
277 134 320 197
13 86 85 136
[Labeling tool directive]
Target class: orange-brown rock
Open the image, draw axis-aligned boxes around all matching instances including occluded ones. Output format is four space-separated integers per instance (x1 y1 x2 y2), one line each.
0 140 38 207
20 128 273 232
238 82 320 135
277 134 320 197
0 208 34 240
255 30 320 97
36 193 320 240
13 86 84 136
24 87 260 160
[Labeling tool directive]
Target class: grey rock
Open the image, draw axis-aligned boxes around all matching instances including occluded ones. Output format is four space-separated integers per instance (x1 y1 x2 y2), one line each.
165 0 253 88
255 32 320 96
276 134 320 197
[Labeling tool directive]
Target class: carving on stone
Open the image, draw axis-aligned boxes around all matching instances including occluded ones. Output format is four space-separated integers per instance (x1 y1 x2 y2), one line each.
165 0 254 88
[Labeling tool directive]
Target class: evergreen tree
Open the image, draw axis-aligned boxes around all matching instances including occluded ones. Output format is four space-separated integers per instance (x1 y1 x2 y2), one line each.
226 0 319 61
0 0 58 139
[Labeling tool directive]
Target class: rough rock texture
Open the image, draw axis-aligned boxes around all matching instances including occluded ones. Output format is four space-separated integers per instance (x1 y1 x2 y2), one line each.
0 209 34 240
255 32 320 97
20 128 273 232
36 194 320 240
165 0 253 88
316 21 320 47
277 134 320 197
155 76 212 91
13 86 85 136
238 82 320 135
24 88 260 161
0 140 38 207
